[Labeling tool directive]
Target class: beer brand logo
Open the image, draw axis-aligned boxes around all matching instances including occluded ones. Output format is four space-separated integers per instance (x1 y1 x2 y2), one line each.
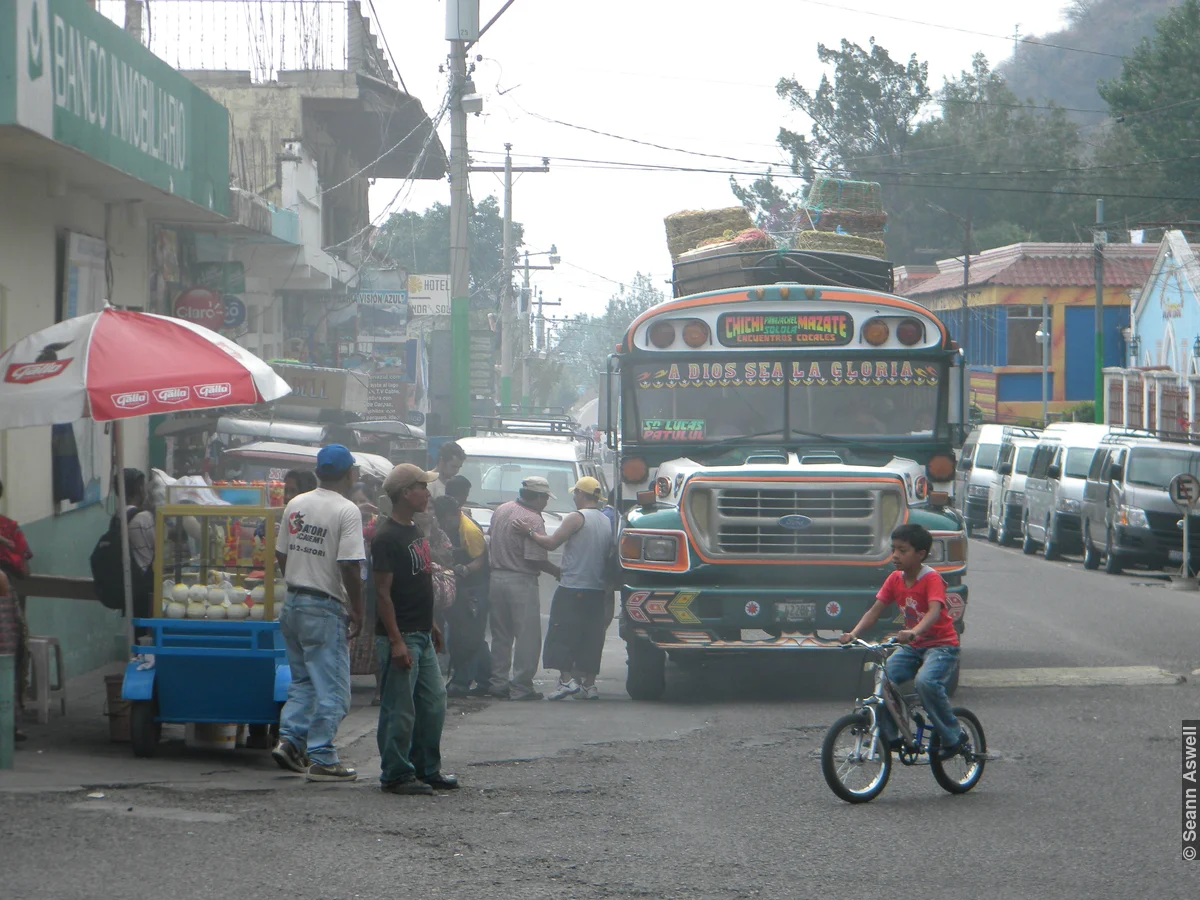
112 391 150 410
5 359 70 384
195 382 232 401
153 387 190 404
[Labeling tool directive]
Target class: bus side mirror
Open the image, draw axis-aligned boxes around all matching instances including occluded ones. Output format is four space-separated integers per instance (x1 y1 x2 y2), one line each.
998 461 1013 476
601 357 620 450
1108 464 1123 482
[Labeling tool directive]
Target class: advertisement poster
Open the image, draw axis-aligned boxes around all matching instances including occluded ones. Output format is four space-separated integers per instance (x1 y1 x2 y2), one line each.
355 268 409 342
717 312 854 347
408 274 451 317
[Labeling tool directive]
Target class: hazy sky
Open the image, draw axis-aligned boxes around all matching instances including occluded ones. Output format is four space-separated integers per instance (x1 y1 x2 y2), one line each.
371 1 1073 322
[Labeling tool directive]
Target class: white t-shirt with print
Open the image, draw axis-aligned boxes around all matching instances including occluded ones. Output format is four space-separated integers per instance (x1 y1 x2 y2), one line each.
275 487 366 603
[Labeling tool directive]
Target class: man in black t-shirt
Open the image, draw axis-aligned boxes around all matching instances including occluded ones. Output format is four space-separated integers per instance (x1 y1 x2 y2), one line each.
372 463 459 795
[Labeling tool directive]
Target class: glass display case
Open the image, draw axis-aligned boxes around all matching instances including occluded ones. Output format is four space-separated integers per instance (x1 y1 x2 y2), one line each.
151 504 284 621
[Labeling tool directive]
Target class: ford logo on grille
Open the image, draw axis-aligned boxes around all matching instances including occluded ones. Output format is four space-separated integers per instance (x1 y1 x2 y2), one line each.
778 514 813 531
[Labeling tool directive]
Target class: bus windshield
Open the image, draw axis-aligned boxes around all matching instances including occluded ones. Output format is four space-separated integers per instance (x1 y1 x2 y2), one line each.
626 357 942 443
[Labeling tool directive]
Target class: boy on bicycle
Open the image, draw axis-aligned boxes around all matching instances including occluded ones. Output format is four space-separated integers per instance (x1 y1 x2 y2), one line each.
839 523 968 760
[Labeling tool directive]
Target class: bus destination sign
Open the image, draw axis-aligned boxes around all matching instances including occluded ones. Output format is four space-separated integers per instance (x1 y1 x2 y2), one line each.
717 312 854 347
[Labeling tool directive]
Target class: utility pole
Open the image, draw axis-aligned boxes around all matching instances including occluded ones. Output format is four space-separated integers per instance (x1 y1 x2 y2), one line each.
1094 198 1106 424
517 249 557 408
447 30 471 434
962 213 972 428
467 147 549 407
535 293 562 352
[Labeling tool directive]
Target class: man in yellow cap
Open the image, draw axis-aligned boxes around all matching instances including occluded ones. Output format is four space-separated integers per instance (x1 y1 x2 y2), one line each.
520 476 614 700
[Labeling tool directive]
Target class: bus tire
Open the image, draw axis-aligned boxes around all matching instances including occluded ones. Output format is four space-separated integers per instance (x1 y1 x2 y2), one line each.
626 641 666 701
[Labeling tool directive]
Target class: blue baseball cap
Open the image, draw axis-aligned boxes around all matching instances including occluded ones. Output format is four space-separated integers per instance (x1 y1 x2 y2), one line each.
316 444 356 478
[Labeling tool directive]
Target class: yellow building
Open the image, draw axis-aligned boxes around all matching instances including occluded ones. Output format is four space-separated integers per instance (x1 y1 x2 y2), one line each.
899 243 1158 423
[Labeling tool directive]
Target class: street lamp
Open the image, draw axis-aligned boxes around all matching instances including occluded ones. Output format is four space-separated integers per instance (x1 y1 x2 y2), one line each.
1036 297 1050 426
1129 334 1140 367
1192 335 1200 360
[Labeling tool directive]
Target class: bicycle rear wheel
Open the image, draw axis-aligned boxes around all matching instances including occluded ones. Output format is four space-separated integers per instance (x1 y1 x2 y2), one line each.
930 707 986 794
821 712 892 804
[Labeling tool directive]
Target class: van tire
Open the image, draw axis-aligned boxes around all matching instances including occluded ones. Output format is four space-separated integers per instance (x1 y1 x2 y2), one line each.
1082 526 1101 570
1042 518 1061 561
986 522 998 543
1104 529 1124 575
626 641 666 701
1021 517 1037 556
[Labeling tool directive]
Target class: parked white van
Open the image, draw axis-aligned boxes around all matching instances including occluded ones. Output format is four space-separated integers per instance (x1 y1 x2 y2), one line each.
1020 423 1136 559
986 436 1040 546
956 423 1040 536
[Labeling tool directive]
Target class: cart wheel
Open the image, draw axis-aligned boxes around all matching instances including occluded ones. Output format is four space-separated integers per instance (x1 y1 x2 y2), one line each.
130 700 160 758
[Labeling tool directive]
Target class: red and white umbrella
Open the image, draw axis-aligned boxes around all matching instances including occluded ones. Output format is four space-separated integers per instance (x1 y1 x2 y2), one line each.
0 306 292 640
0 306 290 425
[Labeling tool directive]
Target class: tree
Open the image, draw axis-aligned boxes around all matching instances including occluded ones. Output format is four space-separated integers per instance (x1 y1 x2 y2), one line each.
374 195 524 306
1100 0 1200 210
543 273 666 406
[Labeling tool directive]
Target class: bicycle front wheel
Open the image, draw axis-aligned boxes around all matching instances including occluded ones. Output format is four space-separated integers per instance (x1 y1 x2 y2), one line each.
821 712 892 804
930 707 986 795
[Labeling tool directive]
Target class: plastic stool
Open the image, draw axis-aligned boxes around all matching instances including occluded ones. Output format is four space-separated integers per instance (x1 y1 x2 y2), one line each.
26 636 67 725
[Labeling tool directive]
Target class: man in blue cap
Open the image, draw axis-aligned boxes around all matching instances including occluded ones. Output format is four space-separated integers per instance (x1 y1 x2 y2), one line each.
273 443 366 782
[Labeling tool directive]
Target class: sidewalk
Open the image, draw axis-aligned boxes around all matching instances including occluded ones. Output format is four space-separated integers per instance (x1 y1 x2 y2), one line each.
0 663 383 794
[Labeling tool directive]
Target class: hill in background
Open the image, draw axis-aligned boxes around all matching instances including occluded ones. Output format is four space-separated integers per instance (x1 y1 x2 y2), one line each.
996 0 1181 119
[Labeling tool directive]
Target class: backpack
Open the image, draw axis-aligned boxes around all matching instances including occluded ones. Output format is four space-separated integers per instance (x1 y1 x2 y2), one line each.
90 510 152 615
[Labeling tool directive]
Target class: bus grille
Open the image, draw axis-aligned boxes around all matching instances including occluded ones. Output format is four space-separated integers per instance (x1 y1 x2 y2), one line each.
686 482 904 560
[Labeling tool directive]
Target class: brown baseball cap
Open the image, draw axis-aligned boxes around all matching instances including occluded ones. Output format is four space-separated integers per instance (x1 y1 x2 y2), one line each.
383 463 438 495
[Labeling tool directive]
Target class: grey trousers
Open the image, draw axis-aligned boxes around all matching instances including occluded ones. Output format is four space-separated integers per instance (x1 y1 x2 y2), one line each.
489 570 542 697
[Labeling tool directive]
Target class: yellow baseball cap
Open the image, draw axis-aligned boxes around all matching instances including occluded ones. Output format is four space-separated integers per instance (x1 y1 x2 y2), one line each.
571 476 604 499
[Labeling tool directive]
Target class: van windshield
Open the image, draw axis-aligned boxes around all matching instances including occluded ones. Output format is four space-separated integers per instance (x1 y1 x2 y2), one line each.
974 443 1000 469
1064 448 1096 479
1015 446 1035 474
1126 447 1200 489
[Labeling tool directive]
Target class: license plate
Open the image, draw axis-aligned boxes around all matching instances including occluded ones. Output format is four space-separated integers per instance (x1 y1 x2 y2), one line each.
777 602 817 621
1170 550 1184 563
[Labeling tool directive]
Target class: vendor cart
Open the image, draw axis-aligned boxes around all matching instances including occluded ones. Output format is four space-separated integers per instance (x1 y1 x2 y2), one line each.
120 503 291 757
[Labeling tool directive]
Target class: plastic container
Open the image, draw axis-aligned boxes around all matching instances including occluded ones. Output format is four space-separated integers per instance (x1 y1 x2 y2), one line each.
184 722 238 751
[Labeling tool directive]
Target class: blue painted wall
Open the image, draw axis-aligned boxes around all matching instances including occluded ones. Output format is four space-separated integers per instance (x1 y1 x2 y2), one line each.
1132 239 1200 374
1064 306 1129 401
998 372 1053 402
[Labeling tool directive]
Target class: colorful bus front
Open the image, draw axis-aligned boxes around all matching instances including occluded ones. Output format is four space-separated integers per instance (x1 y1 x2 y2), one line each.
609 271 968 700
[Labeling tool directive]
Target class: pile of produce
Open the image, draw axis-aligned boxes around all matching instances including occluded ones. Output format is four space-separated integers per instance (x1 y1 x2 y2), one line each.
664 207 754 260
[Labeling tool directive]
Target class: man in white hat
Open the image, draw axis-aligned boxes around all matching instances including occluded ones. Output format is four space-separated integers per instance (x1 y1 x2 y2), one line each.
520 476 614 700
486 476 562 700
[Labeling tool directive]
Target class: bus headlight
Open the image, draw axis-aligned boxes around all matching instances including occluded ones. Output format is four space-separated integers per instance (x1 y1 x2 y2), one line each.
643 535 679 562
928 536 967 564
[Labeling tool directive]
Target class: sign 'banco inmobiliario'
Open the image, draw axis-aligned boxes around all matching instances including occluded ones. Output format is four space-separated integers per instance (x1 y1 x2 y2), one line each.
2 0 230 215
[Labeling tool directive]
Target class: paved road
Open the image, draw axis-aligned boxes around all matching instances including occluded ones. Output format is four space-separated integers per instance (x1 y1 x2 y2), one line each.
3 540 1198 899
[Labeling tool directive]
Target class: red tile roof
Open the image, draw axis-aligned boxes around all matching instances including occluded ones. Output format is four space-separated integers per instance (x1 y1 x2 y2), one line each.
900 242 1158 298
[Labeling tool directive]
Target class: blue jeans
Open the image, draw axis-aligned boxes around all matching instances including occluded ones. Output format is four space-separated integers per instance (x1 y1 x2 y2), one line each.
278 592 351 767
884 644 961 746
376 633 447 784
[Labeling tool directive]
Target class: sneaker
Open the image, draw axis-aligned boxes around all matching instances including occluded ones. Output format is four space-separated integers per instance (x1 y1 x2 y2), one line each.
306 762 358 783
381 778 434 796
935 733 971 761
271 740 309 774
575 683 600 700
547 678 580 701
508 690 544 701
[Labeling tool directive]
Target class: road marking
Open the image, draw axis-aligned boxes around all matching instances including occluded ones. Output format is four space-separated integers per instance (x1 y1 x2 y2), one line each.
961 666 1184 689
71 801 236 823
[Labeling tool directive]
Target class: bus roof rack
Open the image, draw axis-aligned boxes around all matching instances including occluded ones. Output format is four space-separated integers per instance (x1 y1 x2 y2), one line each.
671 248 894 298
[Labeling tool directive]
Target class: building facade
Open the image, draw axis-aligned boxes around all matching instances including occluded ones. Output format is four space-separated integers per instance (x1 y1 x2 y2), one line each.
900 242 1157 423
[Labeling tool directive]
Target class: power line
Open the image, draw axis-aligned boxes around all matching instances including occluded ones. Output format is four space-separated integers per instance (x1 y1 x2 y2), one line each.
791 0 1127 60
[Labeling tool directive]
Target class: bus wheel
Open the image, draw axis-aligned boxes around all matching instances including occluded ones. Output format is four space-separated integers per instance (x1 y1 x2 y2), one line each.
626 641 666 701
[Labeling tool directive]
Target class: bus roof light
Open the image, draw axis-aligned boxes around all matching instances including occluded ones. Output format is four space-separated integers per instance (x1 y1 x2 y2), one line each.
682 320 710 347
649 321 676 349
896 318 924 346
862 318 890 346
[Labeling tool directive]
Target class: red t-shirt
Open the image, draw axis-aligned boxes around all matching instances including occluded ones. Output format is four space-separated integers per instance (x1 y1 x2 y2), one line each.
0 516 31 578
876 566 958 649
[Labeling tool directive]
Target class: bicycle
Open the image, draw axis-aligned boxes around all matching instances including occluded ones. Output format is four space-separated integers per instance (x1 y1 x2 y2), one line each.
820 638 987 804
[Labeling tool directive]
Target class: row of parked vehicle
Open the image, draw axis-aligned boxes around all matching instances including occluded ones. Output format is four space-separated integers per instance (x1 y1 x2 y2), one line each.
956 422 1200 575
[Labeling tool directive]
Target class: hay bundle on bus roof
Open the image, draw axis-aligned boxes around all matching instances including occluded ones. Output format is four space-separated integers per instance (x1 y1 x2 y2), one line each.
664 207 753 259
792 230 887 260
